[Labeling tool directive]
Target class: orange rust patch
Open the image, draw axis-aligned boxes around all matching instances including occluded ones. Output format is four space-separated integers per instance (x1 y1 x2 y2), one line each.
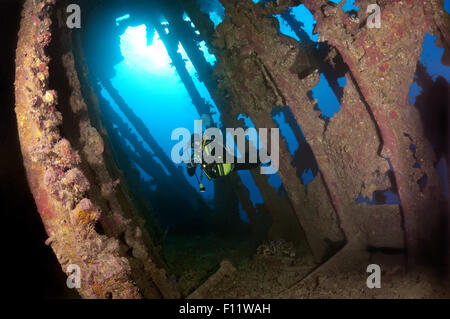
379 62 389 73
389 110 399 120
92 283 103 296
74 209 96 225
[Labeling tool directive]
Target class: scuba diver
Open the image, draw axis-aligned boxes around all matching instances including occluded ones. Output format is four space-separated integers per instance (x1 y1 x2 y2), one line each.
186 133 263 192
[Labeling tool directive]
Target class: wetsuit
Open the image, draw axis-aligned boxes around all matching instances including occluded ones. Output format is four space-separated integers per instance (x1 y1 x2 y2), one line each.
187 136 260 180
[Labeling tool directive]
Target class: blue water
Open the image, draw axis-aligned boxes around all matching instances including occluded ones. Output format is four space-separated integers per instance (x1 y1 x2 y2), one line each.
409 80 422 105
355 157 401 205
237 113 301 191
176 42 221 125
269 4 343 190
237 114 257 132
100 83 153 154
420 34 450 82
199 41 217 65
329 0 360 12
238 201 250 223
311 73 342 118
253 0 276 4
273 4 318 43
290 5 318 42
445 0 450 13
301 168 315 186
408 33 449 194
356 191 401 205
273 111 299 156
116 14 130 26
102 24 218 202
355 193 375 205
104 6 448 222
238 170 264 208
338 76 347 87
273 15 301 42
103 21 300 221
383 191 401 205
195 0 225 27
272 107 316 186
272 4 345 123
268 173 283 192
271 106 319 187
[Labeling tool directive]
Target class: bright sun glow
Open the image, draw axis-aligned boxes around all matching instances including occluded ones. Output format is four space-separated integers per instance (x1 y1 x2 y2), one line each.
119 25 172 73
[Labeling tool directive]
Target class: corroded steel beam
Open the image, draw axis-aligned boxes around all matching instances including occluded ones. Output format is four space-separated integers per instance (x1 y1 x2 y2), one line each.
302 0 448 262
214 0 407 261
14 0 180 299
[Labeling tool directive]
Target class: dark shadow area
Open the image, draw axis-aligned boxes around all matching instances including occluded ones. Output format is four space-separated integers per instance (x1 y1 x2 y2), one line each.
0 0 78 298
271 106 319 184
411 60 449 274
415 63 449 164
